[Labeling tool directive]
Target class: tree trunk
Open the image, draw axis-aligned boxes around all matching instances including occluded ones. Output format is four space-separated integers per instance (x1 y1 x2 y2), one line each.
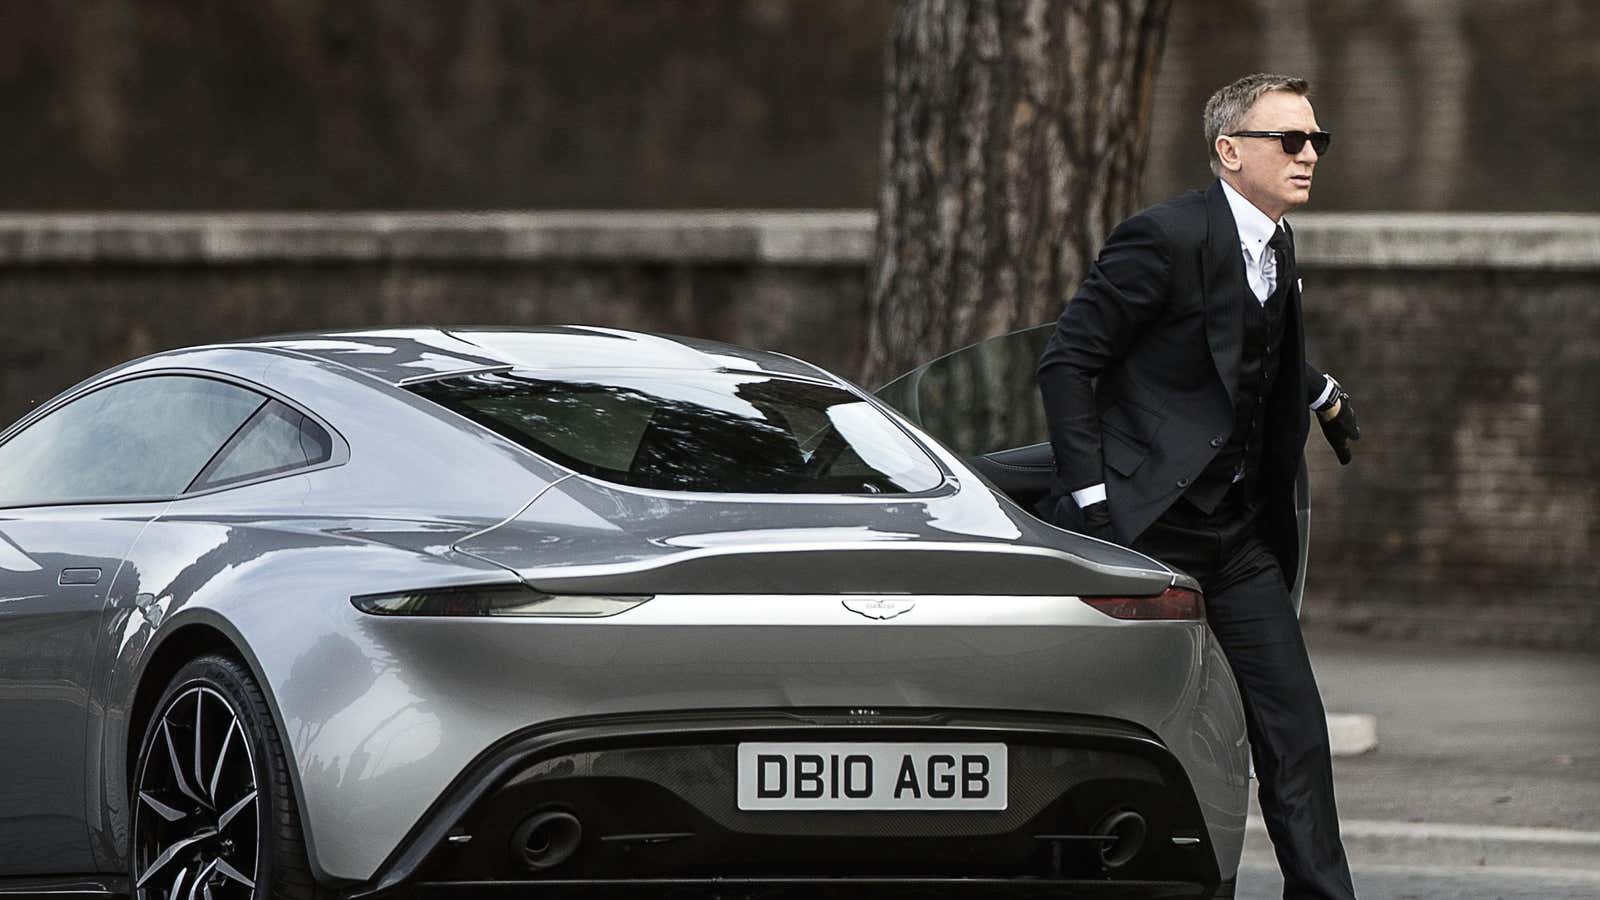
864 0 1172 386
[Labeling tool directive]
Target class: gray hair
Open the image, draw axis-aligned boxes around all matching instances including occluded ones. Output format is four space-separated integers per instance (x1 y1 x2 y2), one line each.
1204 73 1310 174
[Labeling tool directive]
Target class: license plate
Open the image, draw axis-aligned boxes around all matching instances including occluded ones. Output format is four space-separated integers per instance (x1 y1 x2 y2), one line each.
736 742 1007 811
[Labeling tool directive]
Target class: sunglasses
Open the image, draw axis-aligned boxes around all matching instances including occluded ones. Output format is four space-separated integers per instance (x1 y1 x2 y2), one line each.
1226 130 1332 155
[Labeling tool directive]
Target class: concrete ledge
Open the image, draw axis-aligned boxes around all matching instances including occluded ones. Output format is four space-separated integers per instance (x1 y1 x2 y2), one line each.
1327 713 1378 757
1292 212 1600 271
2 210 1598 270
0 211 877 267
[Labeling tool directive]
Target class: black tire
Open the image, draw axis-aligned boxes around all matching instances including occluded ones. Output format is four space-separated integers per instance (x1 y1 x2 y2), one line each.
130 653 328 900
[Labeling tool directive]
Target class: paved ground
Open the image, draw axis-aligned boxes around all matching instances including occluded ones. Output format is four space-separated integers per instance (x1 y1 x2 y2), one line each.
1303 628 1600 832
1237 861 1600 899
1233 628 1600 897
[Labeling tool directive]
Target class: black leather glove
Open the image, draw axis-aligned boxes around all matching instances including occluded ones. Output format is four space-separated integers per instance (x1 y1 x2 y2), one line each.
1317 386 1360 465
1080 500 1116 541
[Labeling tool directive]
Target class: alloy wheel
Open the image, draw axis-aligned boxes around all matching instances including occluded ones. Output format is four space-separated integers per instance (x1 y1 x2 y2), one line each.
132 685 261 900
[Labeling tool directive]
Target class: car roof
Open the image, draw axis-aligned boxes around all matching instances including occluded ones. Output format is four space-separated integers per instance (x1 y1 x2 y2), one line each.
208 325 834 386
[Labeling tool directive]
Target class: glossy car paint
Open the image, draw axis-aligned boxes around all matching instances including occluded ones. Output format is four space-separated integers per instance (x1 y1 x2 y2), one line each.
0 327 1249 890
0 500 162 875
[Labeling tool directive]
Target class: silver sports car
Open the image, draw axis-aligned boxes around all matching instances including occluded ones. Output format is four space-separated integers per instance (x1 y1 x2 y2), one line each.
0 325 1307 899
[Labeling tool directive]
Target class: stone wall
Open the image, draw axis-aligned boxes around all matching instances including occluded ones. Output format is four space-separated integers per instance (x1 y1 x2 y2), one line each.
2 211 1596 649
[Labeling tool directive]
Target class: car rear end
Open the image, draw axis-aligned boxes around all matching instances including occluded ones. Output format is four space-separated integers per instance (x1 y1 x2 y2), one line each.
304 368 1245 899
334 571 1242 899
338 556 1243 898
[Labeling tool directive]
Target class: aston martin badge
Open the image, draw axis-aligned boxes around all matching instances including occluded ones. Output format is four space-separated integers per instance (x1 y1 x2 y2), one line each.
842 598 916 620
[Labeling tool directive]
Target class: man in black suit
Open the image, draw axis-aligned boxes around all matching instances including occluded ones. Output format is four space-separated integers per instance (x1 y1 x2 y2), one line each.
1036 74 1362 899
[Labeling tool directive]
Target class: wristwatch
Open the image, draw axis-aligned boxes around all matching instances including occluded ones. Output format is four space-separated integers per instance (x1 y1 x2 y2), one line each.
1313 375 1347 414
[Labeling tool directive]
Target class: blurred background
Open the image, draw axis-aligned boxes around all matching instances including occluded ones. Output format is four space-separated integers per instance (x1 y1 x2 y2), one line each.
4 0 1595 211
1 0 1596 649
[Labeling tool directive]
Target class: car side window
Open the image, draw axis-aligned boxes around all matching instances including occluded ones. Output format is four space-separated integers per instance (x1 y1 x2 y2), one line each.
0 375 266 507
189 400 334 491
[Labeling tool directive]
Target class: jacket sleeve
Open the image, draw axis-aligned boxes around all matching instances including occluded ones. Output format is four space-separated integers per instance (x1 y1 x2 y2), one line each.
1035 211 1173 497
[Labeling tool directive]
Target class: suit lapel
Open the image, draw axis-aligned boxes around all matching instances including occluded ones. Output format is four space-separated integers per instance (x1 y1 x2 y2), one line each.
1281 220 1311 449
1283 219 1303 343
1201 180 1246 410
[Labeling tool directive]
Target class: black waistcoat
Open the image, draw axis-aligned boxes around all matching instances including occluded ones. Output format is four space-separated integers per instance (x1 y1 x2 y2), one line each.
1185 265 1290 513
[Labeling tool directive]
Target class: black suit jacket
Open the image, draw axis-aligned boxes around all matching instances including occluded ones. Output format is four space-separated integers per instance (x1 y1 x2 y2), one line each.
1035 180 1321 584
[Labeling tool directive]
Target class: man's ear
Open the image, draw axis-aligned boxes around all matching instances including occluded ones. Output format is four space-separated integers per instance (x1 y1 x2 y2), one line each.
1215 136 1243 173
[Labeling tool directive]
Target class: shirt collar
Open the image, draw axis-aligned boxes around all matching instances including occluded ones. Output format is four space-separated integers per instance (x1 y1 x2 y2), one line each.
1218 178 1284 261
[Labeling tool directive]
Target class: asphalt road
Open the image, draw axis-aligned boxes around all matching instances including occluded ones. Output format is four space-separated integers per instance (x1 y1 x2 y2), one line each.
1237 861 1600 899
1232 628 1600 897
1303 628 1600 832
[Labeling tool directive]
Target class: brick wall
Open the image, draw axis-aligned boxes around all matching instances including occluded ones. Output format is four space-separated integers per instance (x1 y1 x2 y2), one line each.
1298 266 1599 647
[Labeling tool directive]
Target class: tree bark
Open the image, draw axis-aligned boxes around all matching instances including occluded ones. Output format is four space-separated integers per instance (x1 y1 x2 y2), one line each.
864 0 1172 386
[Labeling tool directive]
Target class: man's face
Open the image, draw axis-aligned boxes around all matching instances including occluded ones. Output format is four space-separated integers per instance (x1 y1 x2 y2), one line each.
1218 90 1322 220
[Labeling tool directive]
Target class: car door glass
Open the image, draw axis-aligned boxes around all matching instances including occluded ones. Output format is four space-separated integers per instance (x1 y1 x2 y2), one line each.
190 400 334 491
0 375 266 507
874 324 1054 457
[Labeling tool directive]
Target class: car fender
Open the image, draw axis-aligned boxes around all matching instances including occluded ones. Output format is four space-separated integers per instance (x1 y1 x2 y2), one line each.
89 517 517 886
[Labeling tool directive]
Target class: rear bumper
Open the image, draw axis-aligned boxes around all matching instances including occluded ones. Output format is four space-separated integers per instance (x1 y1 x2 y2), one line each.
351 710 1227 899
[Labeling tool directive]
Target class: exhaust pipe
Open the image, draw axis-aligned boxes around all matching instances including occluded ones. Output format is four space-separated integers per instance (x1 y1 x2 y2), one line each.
1094 810 1147 868
511 809 583 871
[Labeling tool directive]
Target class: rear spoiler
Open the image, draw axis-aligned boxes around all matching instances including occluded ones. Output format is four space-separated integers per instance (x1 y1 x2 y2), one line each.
468 539 1178 598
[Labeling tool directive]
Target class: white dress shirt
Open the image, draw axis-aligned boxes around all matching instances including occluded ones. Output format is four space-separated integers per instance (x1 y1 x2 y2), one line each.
1219 177 1284 304
1070 180 1334 510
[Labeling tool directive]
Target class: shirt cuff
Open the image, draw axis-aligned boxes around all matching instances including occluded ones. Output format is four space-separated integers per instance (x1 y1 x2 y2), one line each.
1309 374 1337 411
1071 483 1107 508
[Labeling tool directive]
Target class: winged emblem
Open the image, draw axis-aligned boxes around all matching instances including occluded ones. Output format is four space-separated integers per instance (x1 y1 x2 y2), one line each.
841 598 916 620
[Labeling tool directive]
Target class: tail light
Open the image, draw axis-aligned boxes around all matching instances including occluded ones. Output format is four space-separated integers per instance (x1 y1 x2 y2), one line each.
1079 586 1203 620
352 584 650 617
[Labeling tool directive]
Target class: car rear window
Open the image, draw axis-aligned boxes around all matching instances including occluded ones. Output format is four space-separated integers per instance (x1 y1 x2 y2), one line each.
410 370 944 494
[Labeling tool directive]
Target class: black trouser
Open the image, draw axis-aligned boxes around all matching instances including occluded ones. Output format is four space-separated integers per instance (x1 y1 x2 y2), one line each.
1132 489 1357 900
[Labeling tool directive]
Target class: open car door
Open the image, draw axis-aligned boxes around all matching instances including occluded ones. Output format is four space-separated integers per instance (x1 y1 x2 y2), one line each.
873 323 1312 615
